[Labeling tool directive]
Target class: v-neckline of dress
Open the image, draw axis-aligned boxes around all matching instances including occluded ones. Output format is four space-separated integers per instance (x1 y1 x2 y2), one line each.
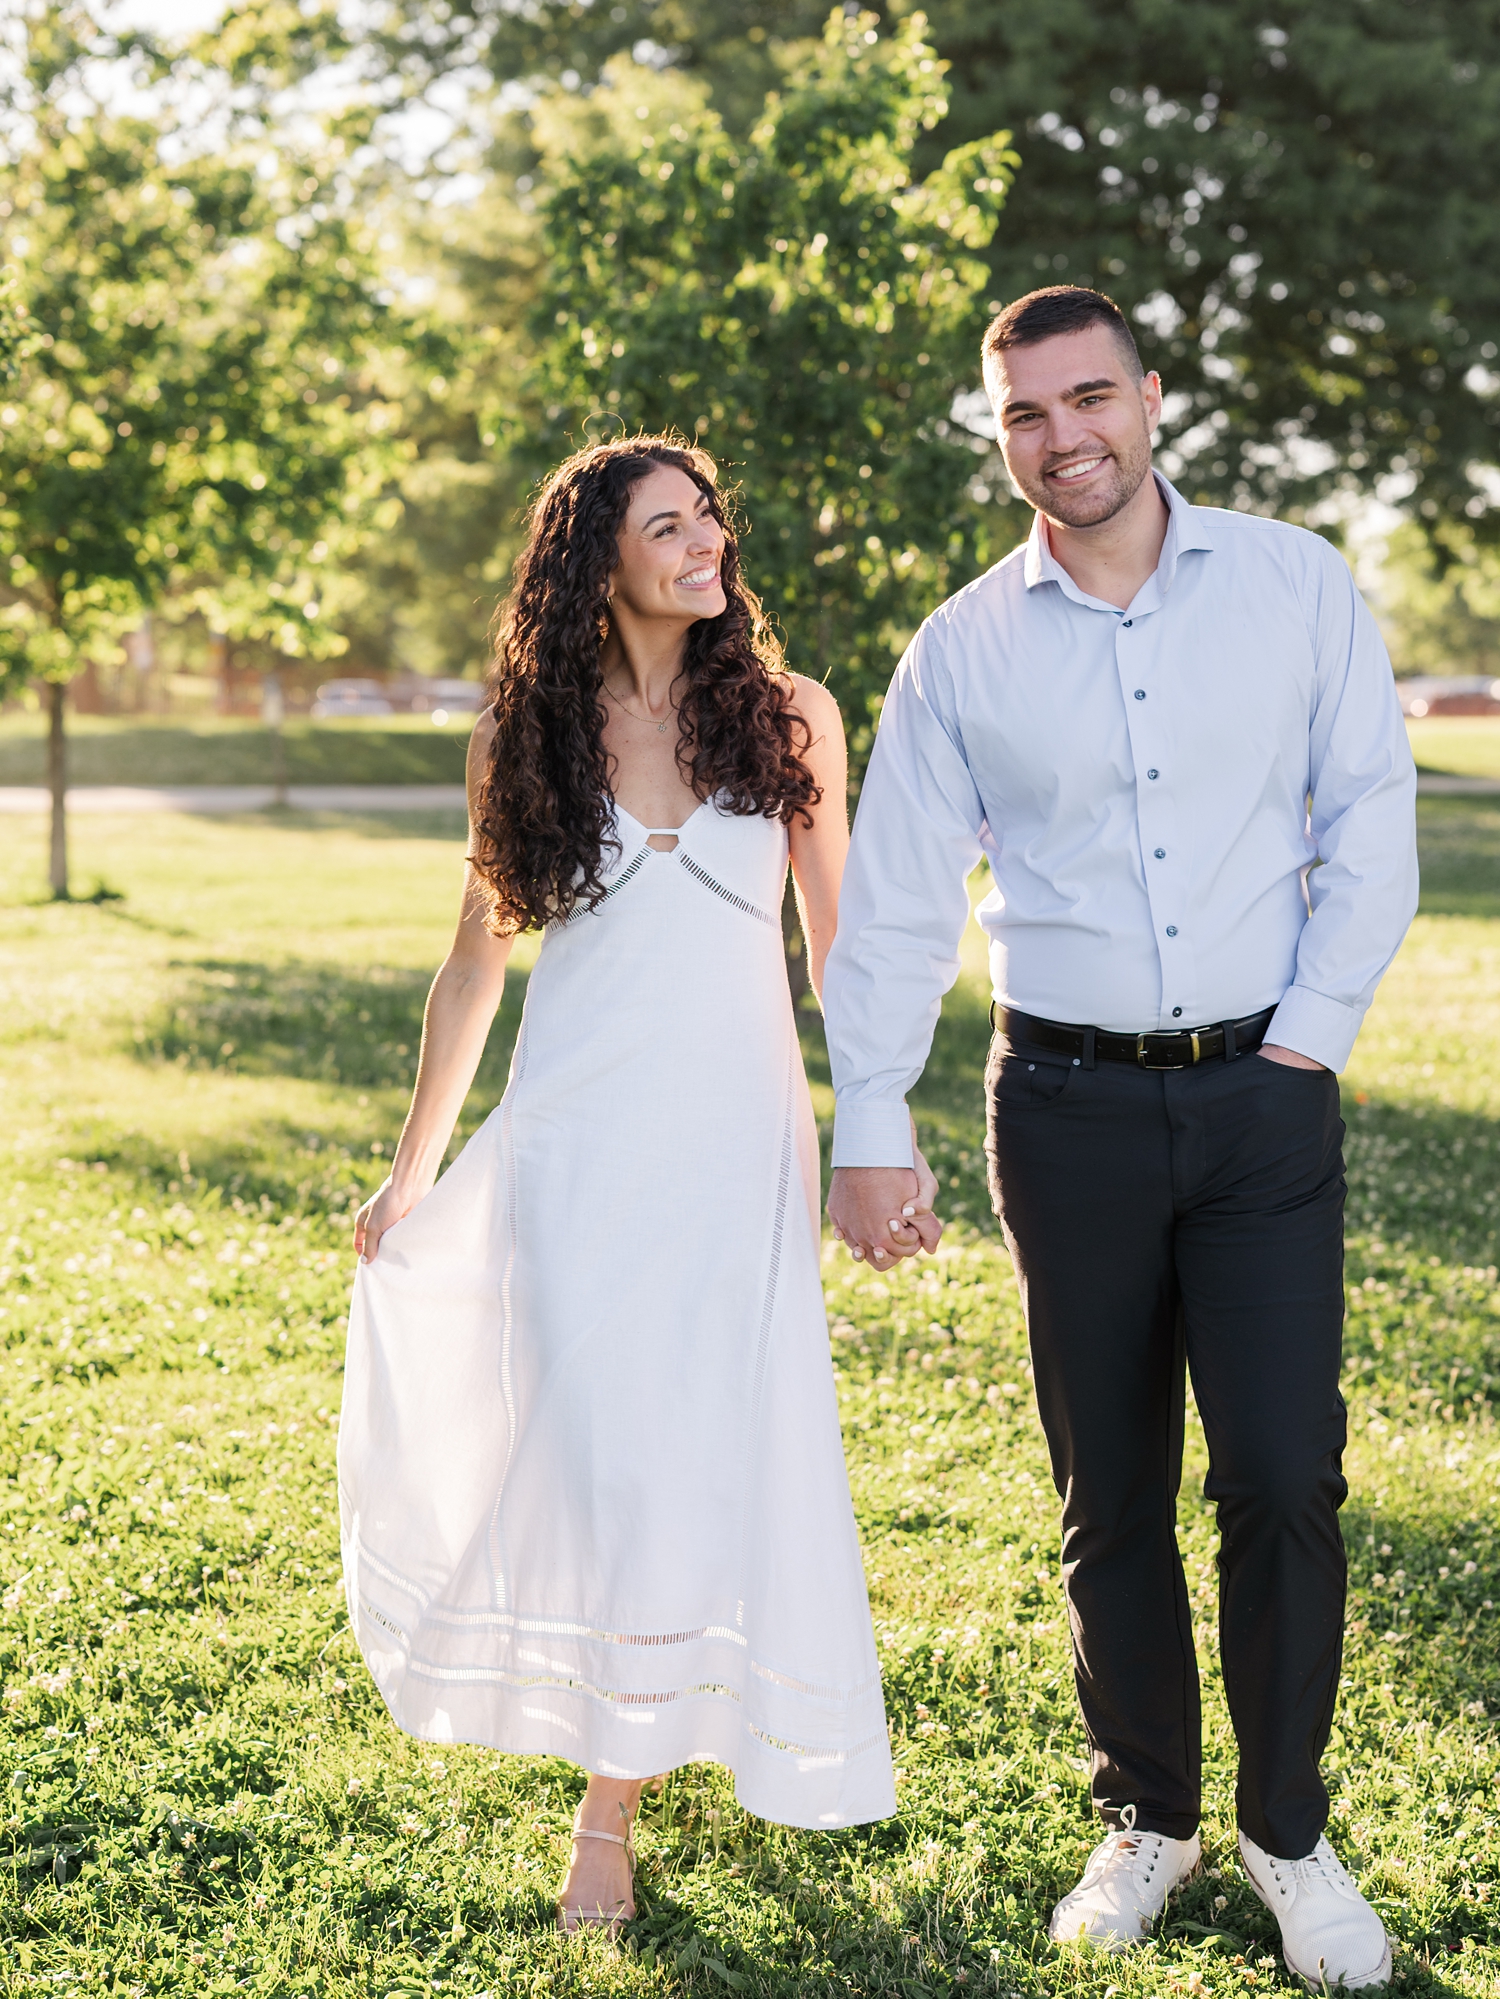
613 796 711 839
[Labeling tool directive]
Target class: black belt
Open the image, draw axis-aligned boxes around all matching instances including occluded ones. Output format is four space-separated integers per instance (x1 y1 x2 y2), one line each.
991 1004 1278 1071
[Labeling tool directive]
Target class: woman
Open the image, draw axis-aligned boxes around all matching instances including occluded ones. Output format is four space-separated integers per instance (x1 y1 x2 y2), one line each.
337 437 939 1932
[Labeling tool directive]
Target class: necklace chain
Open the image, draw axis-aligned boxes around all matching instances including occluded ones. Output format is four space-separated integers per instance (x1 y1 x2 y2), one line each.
602 676 676 735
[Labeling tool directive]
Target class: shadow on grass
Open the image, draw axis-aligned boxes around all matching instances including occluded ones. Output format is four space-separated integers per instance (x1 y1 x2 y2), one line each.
1344 1097 1500 1273
619 1857 1481 1998
1341 1499 1499 1718
101 956 531 1207
90 899 197 938
1415 797 1500 918
131 956 528 1099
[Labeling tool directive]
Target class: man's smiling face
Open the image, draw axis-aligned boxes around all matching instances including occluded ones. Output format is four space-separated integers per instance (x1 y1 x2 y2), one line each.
986 323 1162 530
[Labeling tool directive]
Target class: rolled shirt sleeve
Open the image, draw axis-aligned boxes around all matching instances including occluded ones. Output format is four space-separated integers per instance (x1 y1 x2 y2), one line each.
824 622 985 1168
1264 546 1419 1071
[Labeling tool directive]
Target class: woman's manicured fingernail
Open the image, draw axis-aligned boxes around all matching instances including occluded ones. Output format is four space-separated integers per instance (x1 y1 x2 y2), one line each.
902 1205 916 1217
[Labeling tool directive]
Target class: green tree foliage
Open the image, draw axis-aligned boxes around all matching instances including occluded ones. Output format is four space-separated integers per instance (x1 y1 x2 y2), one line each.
1374 521 1500 679
329 193 540 682
0 4 395 891
517 11 1016 746
379 0 1500 535
931 0 1500 530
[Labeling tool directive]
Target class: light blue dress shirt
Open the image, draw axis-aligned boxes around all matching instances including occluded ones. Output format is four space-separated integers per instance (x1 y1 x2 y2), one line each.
824 474 1419 1169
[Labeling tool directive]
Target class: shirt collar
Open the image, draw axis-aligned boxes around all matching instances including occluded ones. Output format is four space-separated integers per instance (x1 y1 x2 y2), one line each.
1022 471 1216 599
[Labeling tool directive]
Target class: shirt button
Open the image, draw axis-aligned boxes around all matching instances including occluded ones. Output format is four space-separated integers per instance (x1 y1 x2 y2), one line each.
1165 925 1178 937
1172 1007 1183 1018
1134 689 1146 700
1122 618 1134 628
1147 768 1159 780
1154 847 1166 859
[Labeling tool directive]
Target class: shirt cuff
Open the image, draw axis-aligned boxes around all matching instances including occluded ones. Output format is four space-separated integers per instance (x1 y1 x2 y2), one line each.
831 1098 916 1170
1265 985 1366 1073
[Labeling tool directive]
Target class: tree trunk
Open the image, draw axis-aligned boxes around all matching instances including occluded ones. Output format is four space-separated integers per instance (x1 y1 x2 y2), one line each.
46 678 68 899
210 632 231 714
262 672 288 805
782 873 809 1008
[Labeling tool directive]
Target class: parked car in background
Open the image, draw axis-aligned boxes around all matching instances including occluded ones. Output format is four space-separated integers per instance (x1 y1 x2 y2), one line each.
402 677 487 716
1397 676 1500 718
311 679 395 719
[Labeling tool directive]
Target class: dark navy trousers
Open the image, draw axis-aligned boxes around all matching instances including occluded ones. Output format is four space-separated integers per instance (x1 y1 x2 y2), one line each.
985 1031 1348 1860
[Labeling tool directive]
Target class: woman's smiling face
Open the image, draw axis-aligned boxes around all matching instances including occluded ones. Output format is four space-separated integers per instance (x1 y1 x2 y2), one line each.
608 463 728 627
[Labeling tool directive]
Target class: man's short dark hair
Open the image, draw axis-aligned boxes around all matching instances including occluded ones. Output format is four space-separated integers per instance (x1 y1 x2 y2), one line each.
982 286 1144 379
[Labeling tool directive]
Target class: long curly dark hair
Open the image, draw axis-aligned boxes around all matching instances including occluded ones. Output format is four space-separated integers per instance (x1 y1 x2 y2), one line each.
472 436 821 934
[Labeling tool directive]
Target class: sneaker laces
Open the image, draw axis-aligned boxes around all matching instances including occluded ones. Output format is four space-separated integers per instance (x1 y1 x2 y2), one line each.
1081 1804 1169 1892
1264 1837 1360 1902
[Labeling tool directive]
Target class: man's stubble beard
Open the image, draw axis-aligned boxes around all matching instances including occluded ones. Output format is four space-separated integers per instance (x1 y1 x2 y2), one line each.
1006 411 1154 531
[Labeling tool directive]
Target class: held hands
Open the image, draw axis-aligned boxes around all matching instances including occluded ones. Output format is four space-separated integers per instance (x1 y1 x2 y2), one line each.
354 1173 433 1264
828 1144 943 1269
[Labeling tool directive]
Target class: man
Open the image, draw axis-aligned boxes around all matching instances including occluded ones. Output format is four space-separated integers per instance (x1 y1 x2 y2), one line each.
824 286 1416 1990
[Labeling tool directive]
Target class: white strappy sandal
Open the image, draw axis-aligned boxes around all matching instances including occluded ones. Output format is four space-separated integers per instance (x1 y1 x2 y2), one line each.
555 1803 637 1936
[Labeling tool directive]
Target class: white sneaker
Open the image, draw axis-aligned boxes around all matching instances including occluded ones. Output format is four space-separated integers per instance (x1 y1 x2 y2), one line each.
1049 1811 1202 1950
1238 1830 1392 1990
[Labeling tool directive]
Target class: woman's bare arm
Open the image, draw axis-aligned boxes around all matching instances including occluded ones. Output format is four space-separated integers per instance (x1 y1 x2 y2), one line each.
355 714 515 1261
786 675 941 1254
784 674 849 1004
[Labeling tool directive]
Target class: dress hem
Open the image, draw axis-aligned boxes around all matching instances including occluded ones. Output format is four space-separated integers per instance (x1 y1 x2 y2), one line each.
364 1668 898 1830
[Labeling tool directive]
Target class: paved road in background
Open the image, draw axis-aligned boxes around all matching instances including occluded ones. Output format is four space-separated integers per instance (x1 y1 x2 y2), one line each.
0 776 1494 814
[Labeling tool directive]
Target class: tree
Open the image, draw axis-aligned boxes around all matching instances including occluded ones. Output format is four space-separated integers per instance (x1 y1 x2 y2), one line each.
514 10 1016 755
152 0 542 688
372 0 1500 536
326 188 543 683
0 5 394 895
1372 522 1500 679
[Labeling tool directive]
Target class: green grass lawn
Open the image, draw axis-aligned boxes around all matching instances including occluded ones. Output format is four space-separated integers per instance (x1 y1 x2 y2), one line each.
0 714 474 789
0 800 1496 1998
1406 718 1500 782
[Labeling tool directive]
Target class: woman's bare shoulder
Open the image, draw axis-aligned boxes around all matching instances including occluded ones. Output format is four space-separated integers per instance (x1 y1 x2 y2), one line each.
784 673 843 736
465 706 497 813
467 705 497 766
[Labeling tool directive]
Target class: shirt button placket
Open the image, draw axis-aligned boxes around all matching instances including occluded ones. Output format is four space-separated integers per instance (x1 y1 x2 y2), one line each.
1120 610 1189 1026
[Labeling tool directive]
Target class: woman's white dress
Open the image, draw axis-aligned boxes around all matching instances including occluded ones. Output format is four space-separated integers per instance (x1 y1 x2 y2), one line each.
337 799 895 1829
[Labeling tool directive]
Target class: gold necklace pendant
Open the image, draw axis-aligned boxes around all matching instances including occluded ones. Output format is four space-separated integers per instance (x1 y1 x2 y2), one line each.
605 678 674 734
